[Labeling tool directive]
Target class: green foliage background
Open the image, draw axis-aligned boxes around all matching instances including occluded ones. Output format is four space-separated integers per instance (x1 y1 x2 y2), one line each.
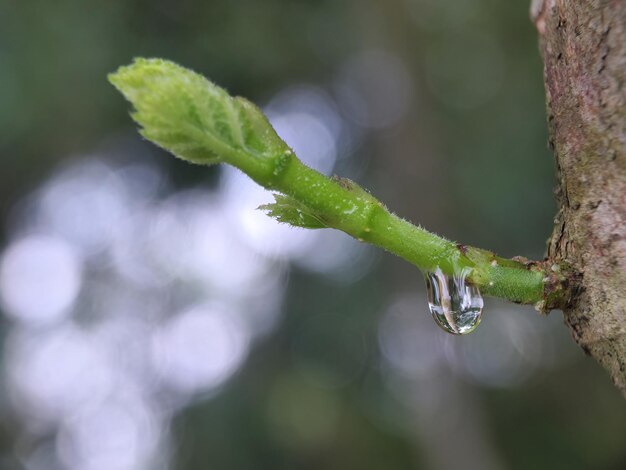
1 1 625 469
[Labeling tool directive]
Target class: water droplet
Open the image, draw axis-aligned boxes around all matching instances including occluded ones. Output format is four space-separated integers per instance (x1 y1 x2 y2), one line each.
425 267 483 335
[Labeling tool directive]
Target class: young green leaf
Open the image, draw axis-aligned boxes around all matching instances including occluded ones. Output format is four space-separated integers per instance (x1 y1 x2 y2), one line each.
108 58 289 166
259 194 327 229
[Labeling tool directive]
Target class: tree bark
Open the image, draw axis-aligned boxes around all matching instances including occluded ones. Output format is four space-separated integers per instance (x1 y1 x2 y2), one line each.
533 0 626 395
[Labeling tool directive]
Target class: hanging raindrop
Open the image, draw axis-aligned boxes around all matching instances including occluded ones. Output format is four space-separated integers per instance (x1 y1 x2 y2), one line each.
424 267 483 335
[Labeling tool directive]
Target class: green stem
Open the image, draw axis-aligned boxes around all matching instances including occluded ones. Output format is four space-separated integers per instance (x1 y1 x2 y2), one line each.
108 58 557 307
233 149 544 304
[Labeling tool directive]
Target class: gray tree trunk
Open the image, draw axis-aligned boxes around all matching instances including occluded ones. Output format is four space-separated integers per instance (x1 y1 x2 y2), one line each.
532 0 626 395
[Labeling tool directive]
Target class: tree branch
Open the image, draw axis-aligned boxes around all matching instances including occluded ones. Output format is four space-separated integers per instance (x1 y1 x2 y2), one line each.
535 0 626 395
109 58 568 308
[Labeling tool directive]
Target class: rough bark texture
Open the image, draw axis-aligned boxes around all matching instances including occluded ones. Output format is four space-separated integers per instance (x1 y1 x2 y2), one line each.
533 0 626 395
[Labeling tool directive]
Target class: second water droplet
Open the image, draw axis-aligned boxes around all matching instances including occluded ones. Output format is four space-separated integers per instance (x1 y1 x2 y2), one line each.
425 267 483 335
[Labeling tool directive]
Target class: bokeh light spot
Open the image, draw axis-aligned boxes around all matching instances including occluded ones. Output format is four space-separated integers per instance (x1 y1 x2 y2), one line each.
0 235 83 324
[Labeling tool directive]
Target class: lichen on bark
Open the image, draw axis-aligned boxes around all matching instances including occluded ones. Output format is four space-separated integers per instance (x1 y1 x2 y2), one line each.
533 0 626 395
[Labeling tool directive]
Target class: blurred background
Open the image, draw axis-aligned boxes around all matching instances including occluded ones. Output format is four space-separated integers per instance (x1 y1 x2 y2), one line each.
1 0 625 469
